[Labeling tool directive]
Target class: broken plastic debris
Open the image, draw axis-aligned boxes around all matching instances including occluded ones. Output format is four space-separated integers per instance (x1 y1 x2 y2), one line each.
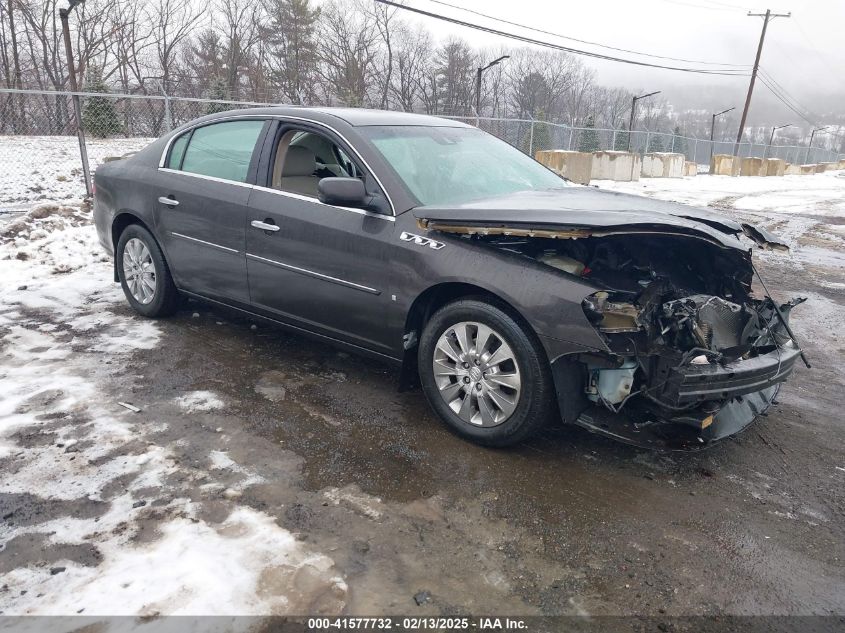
691 355 710 365
117 401 141 413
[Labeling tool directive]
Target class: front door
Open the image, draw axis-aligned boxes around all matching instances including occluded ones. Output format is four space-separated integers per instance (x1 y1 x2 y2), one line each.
245 124 396 356
155 118 268 304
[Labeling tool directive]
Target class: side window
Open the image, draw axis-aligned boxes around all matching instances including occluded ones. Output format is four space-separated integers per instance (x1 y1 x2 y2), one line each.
271 129 361 198
166 132 189 169
179 120 264 183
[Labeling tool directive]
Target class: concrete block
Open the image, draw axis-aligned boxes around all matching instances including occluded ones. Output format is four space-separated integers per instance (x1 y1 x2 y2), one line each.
799 164 818 175
784 163 801 175
591 151 640 182
641 152 685 178
683 161 697 177
740 157 765 177
710 154 739 176
837 159 845 170
535 150 592 185
819 162 838 172
814 163 827 174
763 158 786 177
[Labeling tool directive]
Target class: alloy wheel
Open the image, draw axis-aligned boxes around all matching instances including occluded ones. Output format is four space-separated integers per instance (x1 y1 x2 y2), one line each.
432 321 522 427
122 237 157 305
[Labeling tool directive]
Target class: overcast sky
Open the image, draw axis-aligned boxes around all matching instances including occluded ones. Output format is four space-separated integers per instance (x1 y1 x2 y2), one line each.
392 0 845 117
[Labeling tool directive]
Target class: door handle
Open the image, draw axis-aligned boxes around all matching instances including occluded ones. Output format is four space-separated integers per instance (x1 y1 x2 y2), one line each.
158 196 179 207
251 220 280 232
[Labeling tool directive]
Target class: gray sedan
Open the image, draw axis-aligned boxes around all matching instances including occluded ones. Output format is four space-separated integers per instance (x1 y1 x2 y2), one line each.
93 107 805 449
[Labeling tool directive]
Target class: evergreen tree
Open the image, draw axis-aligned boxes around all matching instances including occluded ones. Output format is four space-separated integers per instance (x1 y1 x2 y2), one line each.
521 110 551 156
578 116 600 153
648 133 664 153
265 0 321 105
672 126 686 155
614 123 629 151
82 71 121 138
206 78 231 114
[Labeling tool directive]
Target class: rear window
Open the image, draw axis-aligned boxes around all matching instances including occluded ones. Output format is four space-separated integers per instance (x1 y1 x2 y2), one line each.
178 120 264 182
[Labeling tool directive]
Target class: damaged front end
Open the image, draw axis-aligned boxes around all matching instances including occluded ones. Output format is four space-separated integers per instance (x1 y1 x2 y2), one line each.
567 232 807 449
421 214 807 450
579 280 806 449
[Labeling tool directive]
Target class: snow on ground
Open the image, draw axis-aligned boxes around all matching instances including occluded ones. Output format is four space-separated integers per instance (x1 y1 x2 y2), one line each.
0 204 346 619
0 136 153 207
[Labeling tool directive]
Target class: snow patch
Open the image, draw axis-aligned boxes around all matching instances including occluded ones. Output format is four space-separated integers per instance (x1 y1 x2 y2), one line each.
175 390 225 413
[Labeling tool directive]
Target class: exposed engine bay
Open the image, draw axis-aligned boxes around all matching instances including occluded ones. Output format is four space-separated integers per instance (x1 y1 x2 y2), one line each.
476 232 806 448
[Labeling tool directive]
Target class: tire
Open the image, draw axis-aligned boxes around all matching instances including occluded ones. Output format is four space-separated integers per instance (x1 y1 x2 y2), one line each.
116 224 179 318
418 298 555 447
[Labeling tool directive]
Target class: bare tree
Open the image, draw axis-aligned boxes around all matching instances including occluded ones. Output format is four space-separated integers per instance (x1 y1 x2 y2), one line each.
318 0 379 107
215 0 262 99
149 0 202 93
389 22 431 112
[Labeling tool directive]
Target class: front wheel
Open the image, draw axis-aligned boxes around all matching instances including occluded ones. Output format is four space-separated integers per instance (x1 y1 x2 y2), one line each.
116 224 179 317
418 298 555 447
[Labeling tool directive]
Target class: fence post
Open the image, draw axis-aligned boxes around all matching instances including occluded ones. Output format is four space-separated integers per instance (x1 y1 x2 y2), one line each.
612 129 617 151
568 126 573 151
158 81 172 132
645 131 650 154
528 119 535 156
671 134 675 152
59 8 92 198
693 138 698 164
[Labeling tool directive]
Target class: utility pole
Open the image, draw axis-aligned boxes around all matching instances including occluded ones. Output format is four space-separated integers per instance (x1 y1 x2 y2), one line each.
733 9 791 157
475 55 509 119
710 106 735 161
59 0 92 198
765 123 791 159
627 91 661 152
804 126 828 164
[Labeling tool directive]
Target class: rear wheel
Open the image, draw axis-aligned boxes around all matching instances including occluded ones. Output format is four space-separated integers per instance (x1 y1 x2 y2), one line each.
116 224 179 317
418 298 554 447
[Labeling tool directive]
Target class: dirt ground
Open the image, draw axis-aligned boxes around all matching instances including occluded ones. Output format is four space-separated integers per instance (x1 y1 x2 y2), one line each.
1 182 844 621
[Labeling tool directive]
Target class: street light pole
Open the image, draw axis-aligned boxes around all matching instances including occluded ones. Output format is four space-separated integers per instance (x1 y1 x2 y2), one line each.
475 55 509 118
626 91 661 152
710 107 736 161
59 0 92 198
804 126 828 165
765 123 791 159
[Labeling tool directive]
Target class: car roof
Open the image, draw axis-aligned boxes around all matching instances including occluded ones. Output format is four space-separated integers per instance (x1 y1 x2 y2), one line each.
198 106 473 128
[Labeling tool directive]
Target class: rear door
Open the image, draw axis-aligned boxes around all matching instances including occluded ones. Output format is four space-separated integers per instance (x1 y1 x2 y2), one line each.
156 118 269 304
245 122 397 356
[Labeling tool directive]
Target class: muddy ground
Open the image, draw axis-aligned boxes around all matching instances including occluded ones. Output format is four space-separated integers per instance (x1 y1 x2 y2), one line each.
1 193 844 621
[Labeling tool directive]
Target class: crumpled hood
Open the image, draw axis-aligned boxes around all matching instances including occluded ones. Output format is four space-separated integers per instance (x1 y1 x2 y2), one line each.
413 187 789 251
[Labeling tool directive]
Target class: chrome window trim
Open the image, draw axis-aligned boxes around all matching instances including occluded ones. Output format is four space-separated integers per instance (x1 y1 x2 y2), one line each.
159 167 253 189
157 113 397 216
246 253 380 295
171 231 239 254
250 184 395 221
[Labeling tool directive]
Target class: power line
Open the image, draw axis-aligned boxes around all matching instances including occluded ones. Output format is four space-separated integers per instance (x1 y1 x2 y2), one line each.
757 68 820 122
426 0 750 67
375 0 752 76
757 75 815 126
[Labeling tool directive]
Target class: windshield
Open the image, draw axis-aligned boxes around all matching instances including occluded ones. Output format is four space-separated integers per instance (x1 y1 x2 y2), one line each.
362 125 568 206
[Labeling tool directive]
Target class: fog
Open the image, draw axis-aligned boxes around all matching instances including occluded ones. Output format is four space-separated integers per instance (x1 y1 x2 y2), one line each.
397 0 845 125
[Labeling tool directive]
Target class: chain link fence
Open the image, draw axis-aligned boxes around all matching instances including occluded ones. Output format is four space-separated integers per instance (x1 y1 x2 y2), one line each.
444 116 842 167
1 88 842 209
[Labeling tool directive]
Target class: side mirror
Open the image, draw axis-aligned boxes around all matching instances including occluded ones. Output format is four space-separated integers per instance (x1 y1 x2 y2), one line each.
318 177 368 208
